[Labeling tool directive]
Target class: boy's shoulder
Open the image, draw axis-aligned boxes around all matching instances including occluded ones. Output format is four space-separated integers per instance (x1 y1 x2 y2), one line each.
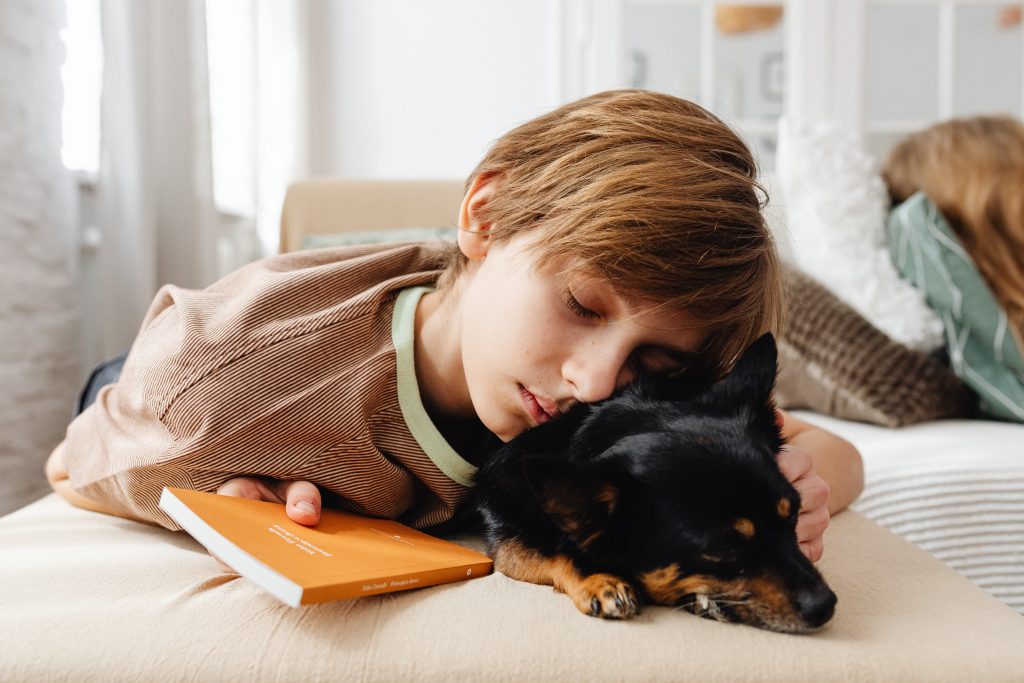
248 240 452 287
148 240 451 326
187 240 452 321
128 241 451 418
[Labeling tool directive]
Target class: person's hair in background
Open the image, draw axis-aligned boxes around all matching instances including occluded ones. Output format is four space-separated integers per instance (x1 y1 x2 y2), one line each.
436 89 785 381
882 115 1024 344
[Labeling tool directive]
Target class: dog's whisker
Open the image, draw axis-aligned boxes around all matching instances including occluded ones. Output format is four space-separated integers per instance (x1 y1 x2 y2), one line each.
708 594 752 604
669 592 754 623
706 599 749 607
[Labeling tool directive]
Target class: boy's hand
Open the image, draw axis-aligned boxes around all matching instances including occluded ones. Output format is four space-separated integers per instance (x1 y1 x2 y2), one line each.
216 476 322 524
211 477 322 572
775 445 830 564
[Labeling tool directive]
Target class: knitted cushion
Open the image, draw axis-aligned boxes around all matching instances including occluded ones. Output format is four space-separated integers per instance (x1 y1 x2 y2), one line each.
775 266 975 427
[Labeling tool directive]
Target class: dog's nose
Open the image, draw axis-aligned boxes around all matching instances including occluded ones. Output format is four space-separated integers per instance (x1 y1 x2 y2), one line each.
795 585 836 628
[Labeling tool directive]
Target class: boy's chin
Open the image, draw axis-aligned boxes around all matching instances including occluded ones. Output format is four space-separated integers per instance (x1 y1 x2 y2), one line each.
468 384 530 443
491 424 520 444
480 412 524 444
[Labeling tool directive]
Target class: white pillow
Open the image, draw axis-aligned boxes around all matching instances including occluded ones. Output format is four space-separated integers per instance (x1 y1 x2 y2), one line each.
773 119 944 352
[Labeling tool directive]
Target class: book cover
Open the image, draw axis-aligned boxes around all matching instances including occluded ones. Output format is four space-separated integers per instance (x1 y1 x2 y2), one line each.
159 487 492 607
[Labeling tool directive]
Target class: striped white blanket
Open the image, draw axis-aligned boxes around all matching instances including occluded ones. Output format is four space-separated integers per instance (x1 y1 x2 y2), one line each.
798 411 1024 613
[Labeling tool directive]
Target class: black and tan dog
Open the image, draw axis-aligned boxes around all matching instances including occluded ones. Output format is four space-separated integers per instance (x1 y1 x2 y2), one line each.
472 333 836 633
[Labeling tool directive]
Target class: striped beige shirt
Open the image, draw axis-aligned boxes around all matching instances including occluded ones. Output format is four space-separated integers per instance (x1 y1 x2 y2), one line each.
60 242 479 531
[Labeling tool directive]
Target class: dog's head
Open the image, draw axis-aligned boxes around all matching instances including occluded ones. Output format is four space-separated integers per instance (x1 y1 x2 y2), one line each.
522 333 837 633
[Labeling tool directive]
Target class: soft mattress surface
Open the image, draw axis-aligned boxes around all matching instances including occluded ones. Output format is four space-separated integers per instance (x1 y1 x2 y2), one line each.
2 492 1023 682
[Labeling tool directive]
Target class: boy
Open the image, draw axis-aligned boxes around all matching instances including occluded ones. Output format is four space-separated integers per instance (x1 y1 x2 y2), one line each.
46 90 862 567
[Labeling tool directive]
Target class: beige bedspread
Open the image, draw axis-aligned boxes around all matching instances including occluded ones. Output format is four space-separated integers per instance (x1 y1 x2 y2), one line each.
2 493 1023 682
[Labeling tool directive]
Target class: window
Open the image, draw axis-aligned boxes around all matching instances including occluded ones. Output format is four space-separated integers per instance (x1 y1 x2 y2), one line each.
60 0 103 175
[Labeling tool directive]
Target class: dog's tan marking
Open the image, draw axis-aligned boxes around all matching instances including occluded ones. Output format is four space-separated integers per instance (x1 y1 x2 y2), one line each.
643 571 796 621
741 576 791 614
573 483 617 549
579 530 604 550
595 483 618 514
639 566 725 605
721 573 809 631
540 496 582 535
492 539 638 618
492 538 564 586
777 498 791 518
643 565 827 632
638 564 681 603
536 479 617 546
536 494 604 549
733 518 755 538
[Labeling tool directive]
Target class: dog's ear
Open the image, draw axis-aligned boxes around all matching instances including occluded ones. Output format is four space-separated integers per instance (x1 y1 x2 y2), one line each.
714 332 778 402
522 457 619 549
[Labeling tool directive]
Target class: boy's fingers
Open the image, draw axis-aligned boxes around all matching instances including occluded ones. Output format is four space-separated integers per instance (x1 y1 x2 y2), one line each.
216 477 284 503
775 445 812 482
800 537 824 564
209 478 319 568
215 477 321 525
796 505 830 543
776 446 830 513
280 480 322 526
793 475 830 513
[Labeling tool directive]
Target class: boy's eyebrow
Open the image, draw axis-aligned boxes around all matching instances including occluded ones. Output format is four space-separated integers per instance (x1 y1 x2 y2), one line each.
615 288 639 307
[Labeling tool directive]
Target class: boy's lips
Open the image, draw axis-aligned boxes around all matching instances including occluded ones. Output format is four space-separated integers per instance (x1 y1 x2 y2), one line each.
519 385 560 425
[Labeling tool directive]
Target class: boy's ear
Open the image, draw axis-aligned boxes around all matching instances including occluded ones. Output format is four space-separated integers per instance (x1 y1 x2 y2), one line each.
457 173 504 261
522 457 619 549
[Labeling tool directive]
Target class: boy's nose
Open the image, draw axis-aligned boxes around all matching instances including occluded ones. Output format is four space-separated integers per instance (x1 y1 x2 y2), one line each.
565 353 636 404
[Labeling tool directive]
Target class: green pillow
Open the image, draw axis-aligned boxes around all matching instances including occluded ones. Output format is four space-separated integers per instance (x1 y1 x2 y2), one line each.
887 192 1024 422
302 227 457 250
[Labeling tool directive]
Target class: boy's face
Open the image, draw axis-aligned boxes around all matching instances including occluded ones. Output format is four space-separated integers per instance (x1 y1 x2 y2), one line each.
455 236 708 442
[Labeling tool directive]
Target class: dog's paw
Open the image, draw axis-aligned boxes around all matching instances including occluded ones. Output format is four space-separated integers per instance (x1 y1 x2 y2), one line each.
575 574 640 619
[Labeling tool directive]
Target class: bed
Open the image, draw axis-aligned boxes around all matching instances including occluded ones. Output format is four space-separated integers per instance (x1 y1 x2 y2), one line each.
2 179 1023 682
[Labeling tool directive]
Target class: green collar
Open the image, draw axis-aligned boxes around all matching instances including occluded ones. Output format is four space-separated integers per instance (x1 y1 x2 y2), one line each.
391 286 478 487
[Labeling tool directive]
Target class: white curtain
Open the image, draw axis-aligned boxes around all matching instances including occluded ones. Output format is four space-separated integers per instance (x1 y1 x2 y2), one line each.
206 0 309 263
92 0 306 362
95 0 215 359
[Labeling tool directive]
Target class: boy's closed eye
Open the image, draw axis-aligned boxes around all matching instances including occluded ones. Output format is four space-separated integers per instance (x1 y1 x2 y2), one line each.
561 286 698 375
563 287 600 320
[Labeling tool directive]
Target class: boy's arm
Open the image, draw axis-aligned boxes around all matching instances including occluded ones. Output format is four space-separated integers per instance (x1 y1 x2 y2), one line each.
779 409 864 515
48 440 324 531
45 443 137 519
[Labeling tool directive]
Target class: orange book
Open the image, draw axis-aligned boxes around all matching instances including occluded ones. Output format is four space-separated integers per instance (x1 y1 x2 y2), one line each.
159 487 492 607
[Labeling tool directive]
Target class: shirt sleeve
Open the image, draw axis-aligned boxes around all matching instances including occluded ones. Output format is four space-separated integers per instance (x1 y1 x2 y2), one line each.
59 283 224 530
56 242 449 530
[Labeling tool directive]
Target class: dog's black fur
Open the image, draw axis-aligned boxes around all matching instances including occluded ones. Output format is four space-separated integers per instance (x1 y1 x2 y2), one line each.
471 333 836 632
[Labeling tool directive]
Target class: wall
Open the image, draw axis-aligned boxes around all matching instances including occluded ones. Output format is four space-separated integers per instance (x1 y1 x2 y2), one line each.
0 0 81 514
310 0 563 181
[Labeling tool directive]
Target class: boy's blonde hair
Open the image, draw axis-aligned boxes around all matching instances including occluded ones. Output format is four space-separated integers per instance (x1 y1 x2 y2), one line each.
440 89 784 379
882 115 1024 346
